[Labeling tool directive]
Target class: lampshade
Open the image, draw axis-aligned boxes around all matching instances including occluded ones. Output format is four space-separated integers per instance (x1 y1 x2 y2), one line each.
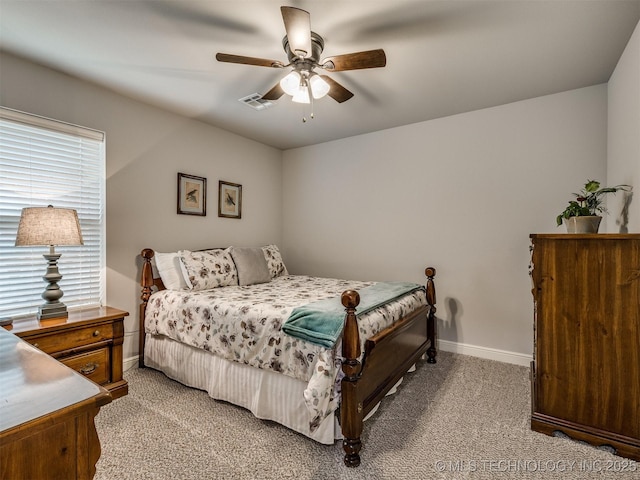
292 87 311 104
280 71 302 96
309 74 330 99
15 205 84 247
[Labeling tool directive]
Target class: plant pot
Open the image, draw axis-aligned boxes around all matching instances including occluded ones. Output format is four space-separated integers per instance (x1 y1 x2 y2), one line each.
564 216 602 234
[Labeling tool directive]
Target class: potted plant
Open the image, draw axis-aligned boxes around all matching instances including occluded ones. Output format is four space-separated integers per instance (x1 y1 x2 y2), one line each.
556 180 632 233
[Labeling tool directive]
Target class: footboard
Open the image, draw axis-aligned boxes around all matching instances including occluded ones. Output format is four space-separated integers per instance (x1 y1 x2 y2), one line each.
341 267 437 467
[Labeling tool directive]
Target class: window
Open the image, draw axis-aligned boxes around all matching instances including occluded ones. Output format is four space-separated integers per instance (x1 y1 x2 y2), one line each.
0 107 105 319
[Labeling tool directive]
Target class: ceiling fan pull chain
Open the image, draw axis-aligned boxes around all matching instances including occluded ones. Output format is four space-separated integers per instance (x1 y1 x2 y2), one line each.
307 77 315 120
300 75 315 123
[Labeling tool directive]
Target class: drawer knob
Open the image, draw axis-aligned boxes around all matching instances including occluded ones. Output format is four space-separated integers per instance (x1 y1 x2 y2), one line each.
93 330 100 337
80 362 99 375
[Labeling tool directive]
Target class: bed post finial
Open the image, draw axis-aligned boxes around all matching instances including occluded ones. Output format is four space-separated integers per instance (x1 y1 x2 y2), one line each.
341 289 361 380
425 267 437 364
139 248 155 368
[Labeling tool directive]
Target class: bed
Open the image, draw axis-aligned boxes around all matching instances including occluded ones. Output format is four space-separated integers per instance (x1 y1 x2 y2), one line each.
138 246 437 467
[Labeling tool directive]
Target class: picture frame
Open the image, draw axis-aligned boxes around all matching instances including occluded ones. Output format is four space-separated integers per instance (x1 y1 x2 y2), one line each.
177 173 206 216
218 180 242 219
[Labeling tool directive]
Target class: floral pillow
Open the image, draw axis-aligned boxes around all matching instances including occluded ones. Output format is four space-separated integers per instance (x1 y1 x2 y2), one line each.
179 248 238 291
262 244 288 279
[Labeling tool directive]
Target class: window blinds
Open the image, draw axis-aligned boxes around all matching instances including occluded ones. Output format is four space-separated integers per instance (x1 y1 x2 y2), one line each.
0 107 105 319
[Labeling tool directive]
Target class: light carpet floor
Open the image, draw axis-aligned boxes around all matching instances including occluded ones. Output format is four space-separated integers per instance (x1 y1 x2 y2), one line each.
95 351 638 479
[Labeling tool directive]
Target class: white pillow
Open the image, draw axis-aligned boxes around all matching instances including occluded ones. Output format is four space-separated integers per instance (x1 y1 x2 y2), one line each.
154 251 189 290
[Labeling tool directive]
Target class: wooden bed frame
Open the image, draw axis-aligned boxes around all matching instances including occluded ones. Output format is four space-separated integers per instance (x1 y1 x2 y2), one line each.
139 248 437 467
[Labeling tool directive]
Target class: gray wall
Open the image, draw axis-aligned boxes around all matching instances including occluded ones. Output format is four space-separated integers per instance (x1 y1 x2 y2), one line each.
282 85 608 362
607 20 640 233
0 52 283 359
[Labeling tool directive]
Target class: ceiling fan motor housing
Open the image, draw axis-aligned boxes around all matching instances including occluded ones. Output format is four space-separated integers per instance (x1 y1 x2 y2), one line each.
283 32 325 66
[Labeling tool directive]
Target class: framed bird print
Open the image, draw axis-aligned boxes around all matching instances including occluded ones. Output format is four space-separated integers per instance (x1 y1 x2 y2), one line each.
177 173 206 216
218 180 242 219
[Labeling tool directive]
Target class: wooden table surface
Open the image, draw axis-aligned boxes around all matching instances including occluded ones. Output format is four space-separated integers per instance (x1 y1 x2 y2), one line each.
0 327 110 431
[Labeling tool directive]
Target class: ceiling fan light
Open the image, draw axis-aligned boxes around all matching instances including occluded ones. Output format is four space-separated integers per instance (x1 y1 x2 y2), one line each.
292 87 311 104
309 74 330 99
280 71 301 96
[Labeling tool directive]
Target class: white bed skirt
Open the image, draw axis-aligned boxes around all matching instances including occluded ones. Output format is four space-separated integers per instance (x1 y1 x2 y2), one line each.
144 334 340 444
144 334 412 445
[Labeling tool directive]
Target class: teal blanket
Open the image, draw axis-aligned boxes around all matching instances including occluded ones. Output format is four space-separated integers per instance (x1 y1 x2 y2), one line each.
283 282 424 349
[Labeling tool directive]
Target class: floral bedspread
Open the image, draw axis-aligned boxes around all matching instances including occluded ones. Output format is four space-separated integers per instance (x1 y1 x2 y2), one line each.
145 275 426 430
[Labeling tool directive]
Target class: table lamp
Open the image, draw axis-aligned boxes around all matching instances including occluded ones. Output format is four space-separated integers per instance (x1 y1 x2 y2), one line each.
15 205 84 320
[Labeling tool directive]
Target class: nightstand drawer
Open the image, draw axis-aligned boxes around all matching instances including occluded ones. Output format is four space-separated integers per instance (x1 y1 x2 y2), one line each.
62 348 110 385
11 306 128 399
25 323 114 355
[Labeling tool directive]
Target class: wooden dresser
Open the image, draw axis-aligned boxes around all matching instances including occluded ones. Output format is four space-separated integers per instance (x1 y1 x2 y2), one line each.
8 306 129 399
0 327 112 479
529 234 640 461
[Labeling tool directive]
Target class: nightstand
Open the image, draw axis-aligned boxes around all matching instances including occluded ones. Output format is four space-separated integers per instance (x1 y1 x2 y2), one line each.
7 306 129 399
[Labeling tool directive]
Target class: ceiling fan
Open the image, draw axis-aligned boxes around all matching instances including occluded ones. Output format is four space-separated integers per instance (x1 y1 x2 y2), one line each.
216 6 386 108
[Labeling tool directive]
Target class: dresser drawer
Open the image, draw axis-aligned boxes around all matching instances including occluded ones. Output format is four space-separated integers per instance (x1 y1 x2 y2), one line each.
24 323 114 355
61 348 110 385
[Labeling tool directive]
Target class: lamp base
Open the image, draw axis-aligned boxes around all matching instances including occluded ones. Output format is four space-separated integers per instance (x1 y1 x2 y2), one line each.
38 302 68 320
38 250 69 320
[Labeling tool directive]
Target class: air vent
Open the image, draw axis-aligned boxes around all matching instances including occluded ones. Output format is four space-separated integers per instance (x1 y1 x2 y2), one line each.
238 93 274 111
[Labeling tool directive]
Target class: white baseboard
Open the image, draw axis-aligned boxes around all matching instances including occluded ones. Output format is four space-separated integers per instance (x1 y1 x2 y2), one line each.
123 355 139 372
438 339 532 367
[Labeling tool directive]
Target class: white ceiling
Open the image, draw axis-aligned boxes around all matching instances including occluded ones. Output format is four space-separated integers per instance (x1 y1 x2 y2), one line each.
1 1 639 150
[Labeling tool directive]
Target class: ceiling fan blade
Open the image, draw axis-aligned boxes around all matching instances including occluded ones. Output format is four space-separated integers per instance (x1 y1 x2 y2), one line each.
261 83 285 101
281 6 312 58
321 49 386 72
320 76 354 103
216 53 284 68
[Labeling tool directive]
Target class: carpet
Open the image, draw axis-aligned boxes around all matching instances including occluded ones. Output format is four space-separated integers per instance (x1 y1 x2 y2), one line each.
95 352 638 479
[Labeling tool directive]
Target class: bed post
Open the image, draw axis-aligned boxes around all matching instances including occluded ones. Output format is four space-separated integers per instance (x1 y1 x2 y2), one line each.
139 248 155 368
340 290 363 468
425 267 437 364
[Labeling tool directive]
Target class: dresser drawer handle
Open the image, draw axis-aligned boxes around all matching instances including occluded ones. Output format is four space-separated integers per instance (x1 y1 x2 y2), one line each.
33 343 39 349
92 330 100 337
80 362 99 375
